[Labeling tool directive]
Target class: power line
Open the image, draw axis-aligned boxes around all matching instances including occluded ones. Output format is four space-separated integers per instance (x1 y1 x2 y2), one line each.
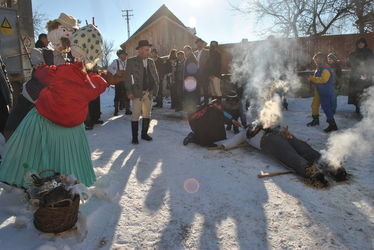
121 9 133 39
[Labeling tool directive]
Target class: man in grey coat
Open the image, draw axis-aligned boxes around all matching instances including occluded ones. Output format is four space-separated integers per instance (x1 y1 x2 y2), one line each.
124 40 159 144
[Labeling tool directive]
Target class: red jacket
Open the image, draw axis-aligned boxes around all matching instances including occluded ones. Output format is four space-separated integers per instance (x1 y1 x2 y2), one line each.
35 62 108 127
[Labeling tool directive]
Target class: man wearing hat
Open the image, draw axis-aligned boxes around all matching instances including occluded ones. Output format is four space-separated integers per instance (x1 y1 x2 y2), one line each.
124 40 159 144
108 49 132 116
194 38 210 105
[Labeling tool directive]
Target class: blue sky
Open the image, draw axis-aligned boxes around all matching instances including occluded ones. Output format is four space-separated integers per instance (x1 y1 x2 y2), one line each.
31 0 259 54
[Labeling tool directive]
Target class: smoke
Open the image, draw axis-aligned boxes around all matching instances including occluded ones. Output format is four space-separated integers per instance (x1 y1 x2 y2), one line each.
321 86 374 169
230 37 307 128
259 94 282 129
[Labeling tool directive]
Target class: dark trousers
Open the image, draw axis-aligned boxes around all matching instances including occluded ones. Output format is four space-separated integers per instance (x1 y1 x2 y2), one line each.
260 132 321 177
156 80 163 106
114 82 130 110
175 79 184 110
0 94 9 135
170 80 177 109
3 94 34 141
85 96 101 127
199 75 210 105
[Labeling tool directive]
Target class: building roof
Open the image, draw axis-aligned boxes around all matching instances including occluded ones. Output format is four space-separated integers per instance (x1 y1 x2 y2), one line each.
127 5 187 42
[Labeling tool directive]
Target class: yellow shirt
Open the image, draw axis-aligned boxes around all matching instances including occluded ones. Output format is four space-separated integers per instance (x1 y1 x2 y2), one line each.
310 69 330 84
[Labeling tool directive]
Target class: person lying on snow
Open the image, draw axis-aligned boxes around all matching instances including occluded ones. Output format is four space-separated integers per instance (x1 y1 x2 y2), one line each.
183 99 242 147
222 91 247 134
219 120 347 185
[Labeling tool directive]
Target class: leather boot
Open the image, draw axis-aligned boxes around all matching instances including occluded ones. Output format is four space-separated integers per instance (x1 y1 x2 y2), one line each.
306 115 319 127
131 121 139 144
114 101 119 116
324 119 338 133
183 132 195 145
141 118 153 141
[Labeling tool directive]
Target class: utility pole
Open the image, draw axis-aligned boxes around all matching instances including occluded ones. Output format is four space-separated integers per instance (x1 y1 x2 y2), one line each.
122 9 133 39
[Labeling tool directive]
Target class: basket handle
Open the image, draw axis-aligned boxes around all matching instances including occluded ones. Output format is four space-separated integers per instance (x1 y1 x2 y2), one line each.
50 198 73 208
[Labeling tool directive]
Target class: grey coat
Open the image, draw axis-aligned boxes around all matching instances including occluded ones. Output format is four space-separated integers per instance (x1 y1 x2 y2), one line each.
124 56 159 98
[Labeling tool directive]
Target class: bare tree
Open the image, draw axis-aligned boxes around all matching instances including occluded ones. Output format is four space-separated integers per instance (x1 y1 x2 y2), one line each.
232 0 371 37
301 0 352 36
99 40 114 69
33 9 48 37
348 0 374 33
232 0 308 38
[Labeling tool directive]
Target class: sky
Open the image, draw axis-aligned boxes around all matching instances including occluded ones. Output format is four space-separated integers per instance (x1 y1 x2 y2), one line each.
31 0 259 54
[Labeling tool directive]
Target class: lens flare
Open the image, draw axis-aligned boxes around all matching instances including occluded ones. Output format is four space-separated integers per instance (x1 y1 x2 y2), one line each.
186 63 198 75
184 76 197 92
183 178 200 194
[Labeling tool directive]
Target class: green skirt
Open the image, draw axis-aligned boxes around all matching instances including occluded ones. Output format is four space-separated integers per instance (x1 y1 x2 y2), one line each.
0 108 96 187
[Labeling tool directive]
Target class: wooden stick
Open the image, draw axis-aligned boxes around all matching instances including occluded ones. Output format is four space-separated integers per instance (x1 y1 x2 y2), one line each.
258 170 295 178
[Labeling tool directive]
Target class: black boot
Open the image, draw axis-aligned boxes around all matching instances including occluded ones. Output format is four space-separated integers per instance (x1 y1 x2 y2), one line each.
114 101 119 116
183 132 195 145
307 115 319 127
324 119 338 133
131 121 139 144
141 118 153 141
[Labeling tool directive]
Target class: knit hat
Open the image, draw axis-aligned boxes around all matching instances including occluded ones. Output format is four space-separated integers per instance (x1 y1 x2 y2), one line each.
327 52 338 62
71 24 103 69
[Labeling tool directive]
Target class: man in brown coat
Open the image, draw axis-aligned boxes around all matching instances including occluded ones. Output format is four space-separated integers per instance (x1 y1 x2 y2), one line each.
124 40 160 144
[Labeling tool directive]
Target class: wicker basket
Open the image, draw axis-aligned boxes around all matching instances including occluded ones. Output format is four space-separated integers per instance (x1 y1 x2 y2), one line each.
33 195 80 233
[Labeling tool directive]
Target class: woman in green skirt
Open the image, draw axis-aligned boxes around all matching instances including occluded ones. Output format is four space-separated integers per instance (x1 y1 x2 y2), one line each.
0 25 111 187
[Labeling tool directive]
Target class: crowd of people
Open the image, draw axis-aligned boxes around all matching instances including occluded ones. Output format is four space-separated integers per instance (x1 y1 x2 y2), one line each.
0 11 373 190
108 38 225 114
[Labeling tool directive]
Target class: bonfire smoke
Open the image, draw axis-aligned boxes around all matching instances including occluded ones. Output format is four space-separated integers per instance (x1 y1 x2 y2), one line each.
230 37 307 127
321 86 374 169
259 95 282 129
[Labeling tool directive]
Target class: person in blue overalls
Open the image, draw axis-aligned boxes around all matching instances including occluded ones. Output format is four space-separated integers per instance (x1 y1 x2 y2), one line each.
309 52 338 133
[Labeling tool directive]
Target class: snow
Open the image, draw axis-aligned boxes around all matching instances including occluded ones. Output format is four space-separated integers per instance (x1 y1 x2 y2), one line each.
0 88 373 249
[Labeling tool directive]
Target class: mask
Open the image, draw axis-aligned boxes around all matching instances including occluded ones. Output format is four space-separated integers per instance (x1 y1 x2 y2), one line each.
47 25 74 49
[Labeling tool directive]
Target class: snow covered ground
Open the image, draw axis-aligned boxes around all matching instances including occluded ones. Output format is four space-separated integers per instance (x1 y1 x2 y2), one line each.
0 88 373 250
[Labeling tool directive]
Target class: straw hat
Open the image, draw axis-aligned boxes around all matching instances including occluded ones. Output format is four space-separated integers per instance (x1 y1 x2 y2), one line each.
56 13 79 30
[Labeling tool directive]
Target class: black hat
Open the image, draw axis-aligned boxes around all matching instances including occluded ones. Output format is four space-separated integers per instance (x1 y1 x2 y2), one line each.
136 40 152 50
151 48 158 53
116 49 128 56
